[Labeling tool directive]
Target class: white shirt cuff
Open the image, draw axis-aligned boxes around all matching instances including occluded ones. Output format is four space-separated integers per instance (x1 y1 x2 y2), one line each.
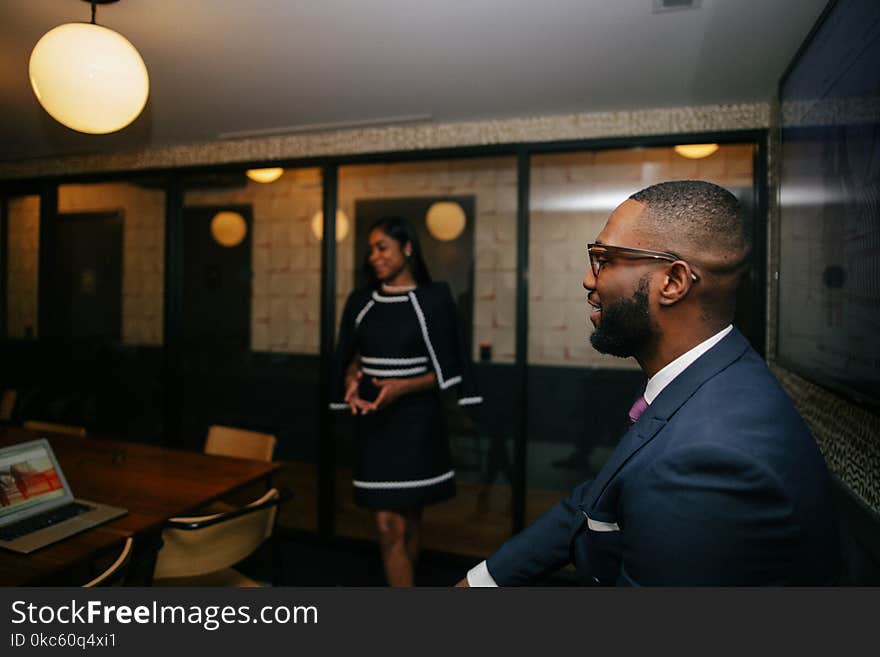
466 561 499 587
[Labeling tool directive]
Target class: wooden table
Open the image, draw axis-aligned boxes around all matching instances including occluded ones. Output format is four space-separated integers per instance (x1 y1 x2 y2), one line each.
0 426 279 586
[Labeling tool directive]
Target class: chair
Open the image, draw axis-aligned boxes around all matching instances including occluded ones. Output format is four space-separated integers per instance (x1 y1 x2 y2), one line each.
83 537 134 588
204 425 276 462
23 420 87 438
0 389 17 423
152 488 285 587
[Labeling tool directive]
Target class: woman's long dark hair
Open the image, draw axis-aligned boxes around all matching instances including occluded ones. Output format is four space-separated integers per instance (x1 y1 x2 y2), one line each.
361 216 432 288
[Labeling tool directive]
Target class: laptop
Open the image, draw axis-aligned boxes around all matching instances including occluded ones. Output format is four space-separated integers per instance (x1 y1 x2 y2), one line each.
0 439 127 554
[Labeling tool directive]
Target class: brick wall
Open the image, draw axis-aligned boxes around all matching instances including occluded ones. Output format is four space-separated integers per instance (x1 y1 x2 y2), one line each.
184 168 323 353
58 183 165 345
527 144 754 368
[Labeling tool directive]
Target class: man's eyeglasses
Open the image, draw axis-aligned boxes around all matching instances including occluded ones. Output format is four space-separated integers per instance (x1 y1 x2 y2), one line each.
586 243 699 281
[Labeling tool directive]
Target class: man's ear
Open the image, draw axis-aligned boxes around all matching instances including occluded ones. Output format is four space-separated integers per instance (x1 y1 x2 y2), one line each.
657 261 695 306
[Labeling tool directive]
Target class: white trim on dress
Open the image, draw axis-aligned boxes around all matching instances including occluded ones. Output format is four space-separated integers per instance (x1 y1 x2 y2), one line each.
408 291 461 390
458 396 483 406
353 469 455 490
361 365 428 377
361 356 428 366
354 299 375 328
372 291 409 303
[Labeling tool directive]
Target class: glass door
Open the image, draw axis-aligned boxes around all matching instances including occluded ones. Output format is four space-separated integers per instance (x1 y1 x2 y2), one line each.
333 157 518 559
526 144 758 525
182 167 323 531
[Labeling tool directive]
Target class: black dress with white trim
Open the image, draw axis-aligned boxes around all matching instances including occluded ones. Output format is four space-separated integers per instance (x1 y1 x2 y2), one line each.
331 282 482 510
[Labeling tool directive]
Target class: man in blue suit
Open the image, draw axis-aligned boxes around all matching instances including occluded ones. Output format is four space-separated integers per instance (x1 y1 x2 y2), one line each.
459 180 838 586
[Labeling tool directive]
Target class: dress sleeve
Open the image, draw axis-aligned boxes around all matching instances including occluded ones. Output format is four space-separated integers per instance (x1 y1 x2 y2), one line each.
410 282 482 407
329 292 361 411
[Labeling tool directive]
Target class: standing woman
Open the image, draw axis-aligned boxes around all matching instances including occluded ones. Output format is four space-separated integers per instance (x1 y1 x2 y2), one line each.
330 216 481 586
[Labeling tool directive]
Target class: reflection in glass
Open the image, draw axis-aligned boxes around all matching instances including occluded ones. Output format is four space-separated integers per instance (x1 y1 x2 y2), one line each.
526 145 756 525
183 167 323 532
2 183 167 443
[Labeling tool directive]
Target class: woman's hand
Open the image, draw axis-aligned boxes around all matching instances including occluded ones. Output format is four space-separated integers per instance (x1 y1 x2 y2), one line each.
344 371 371 415
366 377 409 413
353 372 436 415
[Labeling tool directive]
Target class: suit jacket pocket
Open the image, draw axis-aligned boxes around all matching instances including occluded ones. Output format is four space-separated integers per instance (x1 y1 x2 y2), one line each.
583 508 620 532
574 505 622 584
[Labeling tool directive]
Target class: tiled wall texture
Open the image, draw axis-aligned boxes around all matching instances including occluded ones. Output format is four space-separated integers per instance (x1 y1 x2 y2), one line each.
6 195 40 339
527 145 755 368
339 159 518 363
772 365 880 513
57 183 166 345
3 100 874 511
6 185 165 344
4 146 755 367
184 168 324 354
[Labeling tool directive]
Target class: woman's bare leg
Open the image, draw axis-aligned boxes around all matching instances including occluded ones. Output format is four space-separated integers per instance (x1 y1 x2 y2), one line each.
376 509 421 587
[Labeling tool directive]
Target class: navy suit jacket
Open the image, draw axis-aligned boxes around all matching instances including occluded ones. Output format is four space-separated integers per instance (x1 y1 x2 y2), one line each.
487 329 839 585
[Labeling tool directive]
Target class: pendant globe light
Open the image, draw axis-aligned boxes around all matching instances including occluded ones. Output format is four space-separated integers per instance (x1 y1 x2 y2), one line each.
29 0 149 135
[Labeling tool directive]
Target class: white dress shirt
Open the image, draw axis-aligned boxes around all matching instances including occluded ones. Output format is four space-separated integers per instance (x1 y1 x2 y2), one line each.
466 325 734 587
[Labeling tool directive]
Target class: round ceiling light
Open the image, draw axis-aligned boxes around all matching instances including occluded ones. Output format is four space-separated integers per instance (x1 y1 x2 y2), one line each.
210 211 248 247
246 168 284 183
425 201 466 241
29 20 149 135
310 210 350 242
673 143 720 159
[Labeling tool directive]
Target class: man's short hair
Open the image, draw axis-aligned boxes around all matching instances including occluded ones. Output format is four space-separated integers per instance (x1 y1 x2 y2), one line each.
629 180 749 267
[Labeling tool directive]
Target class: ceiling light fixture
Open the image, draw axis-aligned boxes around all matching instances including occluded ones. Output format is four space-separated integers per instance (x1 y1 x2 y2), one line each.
673 143 720 159
246 168 285 184
29 0 149 135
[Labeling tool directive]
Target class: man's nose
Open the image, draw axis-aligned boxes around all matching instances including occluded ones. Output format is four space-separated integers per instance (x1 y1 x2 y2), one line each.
583 268 596 292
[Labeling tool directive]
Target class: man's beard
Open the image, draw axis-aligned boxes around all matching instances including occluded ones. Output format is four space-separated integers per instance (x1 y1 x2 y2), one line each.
590 276 654 358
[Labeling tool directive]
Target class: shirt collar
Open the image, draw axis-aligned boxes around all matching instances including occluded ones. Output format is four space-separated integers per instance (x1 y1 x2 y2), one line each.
643 325 733 405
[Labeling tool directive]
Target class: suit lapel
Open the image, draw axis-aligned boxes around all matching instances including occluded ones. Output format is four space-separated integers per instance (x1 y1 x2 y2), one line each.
584 328 752 508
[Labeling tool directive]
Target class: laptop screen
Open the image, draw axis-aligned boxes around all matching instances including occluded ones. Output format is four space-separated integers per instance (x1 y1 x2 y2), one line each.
0 441 67 521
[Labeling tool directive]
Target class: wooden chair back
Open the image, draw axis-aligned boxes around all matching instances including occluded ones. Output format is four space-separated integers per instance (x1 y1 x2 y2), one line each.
0 390 16 422
23 420 87 438
204 425 276 462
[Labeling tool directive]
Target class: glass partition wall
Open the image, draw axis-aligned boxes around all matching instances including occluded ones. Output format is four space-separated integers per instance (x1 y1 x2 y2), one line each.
526 144 758 525
333 158 518 557
1 183 167 440
2 194 41 426
182 167 323 532
5 194 40 342
0 135 764 567
54 181 167 442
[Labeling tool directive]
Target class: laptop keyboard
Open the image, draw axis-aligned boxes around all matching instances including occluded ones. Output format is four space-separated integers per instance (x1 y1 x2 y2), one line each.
0 502 95 541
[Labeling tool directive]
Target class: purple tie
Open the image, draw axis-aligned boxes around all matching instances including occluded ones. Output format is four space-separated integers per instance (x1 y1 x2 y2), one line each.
628 395 648 425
